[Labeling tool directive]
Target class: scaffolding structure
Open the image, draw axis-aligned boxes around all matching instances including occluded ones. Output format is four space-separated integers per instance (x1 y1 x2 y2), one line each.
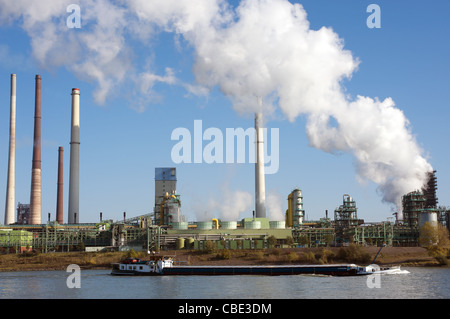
402 191 426 227
334 194 359 243
111 224 162 252
292 227 335 247
0 230 33 252
423 170 438 208
0 220 164 253
334 195 358 229
346 223 394 246
33 223 111 252
391 226 419 247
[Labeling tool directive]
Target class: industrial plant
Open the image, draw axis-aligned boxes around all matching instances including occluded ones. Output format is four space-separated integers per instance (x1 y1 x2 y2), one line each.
1 74 450 254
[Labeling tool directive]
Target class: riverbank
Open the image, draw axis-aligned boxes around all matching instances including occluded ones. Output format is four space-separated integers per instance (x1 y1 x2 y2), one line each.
0 246 446 272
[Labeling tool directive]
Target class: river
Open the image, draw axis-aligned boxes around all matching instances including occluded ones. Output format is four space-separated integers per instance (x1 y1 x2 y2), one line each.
0 267 448 299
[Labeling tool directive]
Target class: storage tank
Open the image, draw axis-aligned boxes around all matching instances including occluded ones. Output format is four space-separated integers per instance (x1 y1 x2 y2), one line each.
244 220 261 229
196 221 213 230
270 221 286 229
418 210 438 229
221 221 237 229
186 237 195 249
172 222 188 230
176 238 185 249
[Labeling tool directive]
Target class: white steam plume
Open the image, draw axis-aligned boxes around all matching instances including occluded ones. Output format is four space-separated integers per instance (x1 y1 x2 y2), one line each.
266 190 284 221
0 0 432 212
193 186 253 222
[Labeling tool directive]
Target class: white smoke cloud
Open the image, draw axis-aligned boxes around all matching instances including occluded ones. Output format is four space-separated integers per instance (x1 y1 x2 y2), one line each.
0 0 432 211
266 190 284 221
193 186 253 222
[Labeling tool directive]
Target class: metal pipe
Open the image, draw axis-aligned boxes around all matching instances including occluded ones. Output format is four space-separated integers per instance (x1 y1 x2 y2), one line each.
29 75 42 224
254 98 266 218
68 88 80 224
56 146 64 224
4 74 16 225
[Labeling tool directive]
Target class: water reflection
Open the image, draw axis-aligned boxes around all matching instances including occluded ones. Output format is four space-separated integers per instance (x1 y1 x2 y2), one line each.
0 267 448 299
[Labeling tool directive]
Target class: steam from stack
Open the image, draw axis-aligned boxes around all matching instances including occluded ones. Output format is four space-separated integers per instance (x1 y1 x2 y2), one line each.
4 74 16 225
1 0 434 212
29 75 42 225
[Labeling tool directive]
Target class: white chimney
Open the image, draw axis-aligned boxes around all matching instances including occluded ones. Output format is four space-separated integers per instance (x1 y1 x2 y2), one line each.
68 88 80 224
255 97 266 218
4 74 16 225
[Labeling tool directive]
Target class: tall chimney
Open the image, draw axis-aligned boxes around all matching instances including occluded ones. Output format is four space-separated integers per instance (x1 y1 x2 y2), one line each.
29 75 42 224
68 88 80 224
56 147 64 224
254 98 266 218
4 74 16 225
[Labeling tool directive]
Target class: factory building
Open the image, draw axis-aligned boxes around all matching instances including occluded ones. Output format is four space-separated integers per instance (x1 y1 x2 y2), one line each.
16 203 30 225
402 170 440 228
153 168 182 226
1 75 448 253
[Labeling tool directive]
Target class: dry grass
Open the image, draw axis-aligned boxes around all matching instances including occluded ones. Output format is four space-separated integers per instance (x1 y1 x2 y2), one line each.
0 251 125 272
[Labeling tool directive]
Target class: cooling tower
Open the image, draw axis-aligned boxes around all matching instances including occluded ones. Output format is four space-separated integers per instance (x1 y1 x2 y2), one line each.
29 75 42 224
4 74 16 225
68 88 80 224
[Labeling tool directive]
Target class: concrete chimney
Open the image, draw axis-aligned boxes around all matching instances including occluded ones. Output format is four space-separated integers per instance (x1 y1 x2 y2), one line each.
254 98 266 218
4 74 16 225
29 75 42 224
68 88 80 224
56 147 64 224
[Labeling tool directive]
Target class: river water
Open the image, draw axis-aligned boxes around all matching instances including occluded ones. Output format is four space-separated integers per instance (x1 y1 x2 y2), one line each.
0 267 448 299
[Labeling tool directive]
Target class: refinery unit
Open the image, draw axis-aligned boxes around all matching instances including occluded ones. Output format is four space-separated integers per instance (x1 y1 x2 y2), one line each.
1 73 450 254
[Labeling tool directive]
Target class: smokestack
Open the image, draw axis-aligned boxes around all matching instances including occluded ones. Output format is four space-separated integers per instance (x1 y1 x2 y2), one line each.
56 147 64 224
68 88 80 224
29 75 42 224
4 74 16 225
255 98 266 218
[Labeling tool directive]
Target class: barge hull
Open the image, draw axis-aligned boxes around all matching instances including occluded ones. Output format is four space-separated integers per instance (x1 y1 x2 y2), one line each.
162 265 358 276
111 264 359 276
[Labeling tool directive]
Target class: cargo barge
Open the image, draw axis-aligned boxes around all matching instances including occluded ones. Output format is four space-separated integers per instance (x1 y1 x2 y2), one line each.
110 257 407 277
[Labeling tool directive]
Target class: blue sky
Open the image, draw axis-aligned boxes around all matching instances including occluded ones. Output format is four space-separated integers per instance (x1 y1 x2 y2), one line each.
0 0 449 224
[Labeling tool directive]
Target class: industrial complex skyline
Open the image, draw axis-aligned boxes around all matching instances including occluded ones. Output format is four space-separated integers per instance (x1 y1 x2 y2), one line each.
0 1 449 225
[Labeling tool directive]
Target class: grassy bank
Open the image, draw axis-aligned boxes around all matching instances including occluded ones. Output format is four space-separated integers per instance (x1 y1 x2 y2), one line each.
0 246 446 272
